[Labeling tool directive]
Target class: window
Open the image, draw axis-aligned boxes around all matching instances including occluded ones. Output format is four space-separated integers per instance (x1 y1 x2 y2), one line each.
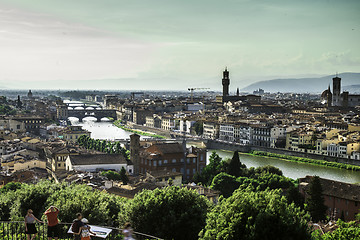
193 158 196 164
193 168 196 174
164 160 168 164
172 159 176 163
172 168 176 172
187 158 190 164
58 163 61 167
200 155 204 161
159 160 162 166
329 196 332 200
153 161 157 167
180 168 184 173
180 158 184 162
186 169 190 174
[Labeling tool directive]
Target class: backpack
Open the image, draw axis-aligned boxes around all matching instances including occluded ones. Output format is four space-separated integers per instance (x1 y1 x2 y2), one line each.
71 220 81 233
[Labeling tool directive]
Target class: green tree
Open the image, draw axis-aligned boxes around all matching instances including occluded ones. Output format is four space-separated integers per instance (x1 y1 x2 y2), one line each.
211 172 240 198
101 170 121 181
0 182 22 193
312 220 360 240
305 176 327 222
127 186 210 240
199 188 311 240
119 167 129 185
193 121 204 135
226 151 245 177
193 151 225 185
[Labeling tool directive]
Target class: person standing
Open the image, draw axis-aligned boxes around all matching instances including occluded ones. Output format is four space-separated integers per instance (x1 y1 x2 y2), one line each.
76 218 96 240
71 213 84 240
44 206 60 240
122 222 134 240
25 209 43 240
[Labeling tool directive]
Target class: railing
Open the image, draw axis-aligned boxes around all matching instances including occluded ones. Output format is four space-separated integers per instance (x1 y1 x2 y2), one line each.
0 221 163 240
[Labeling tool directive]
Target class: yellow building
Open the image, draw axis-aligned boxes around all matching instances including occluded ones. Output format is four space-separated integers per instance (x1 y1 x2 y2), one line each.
347 142 360 156
61 126 91 143
13 159 46 172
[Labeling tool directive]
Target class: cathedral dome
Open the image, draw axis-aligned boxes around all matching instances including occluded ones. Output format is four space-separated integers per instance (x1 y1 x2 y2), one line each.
321 89 330 99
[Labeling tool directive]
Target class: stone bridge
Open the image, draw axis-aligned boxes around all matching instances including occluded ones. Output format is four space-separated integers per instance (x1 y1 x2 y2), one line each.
68 108 117 122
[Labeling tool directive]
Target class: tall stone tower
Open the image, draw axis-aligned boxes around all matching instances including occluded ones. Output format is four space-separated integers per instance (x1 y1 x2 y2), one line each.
222 68 230 96
130 134 140 175
332 75 341 106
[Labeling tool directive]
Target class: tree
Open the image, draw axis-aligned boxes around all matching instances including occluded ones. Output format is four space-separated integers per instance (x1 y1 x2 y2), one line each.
254 165 283 176
226 151 245 177
199 188 311 240
193 151 225 185
312 220 360 240
119 167 129 185
101 170 121 181
211 172 240 198
193 121 204 135
305 176 327 222
127 186 210 240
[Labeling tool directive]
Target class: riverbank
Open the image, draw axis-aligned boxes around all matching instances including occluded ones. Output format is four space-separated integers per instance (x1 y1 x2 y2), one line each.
247 151 360 172
113 120 166 139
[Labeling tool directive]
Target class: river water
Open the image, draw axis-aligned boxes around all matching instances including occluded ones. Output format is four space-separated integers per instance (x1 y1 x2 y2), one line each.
70 118 360 184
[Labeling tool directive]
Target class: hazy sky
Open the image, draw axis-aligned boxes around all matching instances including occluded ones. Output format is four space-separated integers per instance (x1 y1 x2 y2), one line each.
0 0 359 90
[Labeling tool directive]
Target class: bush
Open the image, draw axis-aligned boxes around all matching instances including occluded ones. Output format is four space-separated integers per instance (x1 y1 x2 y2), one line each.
125 186 211 240
199 188 311 240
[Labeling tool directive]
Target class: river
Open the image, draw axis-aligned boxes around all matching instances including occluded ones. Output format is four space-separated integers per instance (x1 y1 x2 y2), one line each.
70 118 360 184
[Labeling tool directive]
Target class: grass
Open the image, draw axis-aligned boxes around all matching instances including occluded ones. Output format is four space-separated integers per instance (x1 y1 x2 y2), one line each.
113 120 166 139
248 151 360 171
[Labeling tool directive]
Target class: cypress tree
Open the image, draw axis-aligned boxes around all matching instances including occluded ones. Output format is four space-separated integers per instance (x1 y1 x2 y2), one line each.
305 176 327 222
226 151 244 178
120 167 129 185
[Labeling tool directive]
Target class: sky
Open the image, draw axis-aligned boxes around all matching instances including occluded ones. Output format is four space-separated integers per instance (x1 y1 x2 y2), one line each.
0 0 359 90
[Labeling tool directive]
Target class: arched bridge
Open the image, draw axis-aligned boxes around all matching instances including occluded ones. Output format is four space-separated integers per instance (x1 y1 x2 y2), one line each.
68 108 117 122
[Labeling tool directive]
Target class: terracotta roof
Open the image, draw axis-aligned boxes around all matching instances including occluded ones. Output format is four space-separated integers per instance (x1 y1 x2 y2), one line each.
146 142 184 155
300 176 360 202
147 170 182 179
69 154 131 165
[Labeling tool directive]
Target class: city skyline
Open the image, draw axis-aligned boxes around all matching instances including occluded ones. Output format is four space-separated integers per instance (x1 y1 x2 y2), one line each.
0 0 359 90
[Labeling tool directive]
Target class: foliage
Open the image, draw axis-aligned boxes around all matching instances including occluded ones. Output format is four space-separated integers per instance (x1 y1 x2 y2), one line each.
250 151 360 171
193 121 204 135
226 151 246 178
210 172 240 198
113 120 166 139
0 182 22 193
125 186 211 240
193 151 226 186
305 176 327 222
312 220 360 240
101 170 122 181
199 188 311 240
77 135 129 159
0 104 16 115
119 167 129 185
0 181 128 226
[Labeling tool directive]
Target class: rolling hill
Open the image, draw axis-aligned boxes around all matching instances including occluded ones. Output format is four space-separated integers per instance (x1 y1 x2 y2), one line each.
242 72 360 93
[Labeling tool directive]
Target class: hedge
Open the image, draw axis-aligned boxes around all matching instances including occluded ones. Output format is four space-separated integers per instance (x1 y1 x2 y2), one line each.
249 151 360 171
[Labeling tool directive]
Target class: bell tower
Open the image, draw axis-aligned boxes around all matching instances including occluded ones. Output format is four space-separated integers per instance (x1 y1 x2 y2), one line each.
222 68 230 96
332 74 341 106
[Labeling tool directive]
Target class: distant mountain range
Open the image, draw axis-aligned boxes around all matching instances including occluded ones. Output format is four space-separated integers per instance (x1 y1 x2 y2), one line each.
242 72 360 93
